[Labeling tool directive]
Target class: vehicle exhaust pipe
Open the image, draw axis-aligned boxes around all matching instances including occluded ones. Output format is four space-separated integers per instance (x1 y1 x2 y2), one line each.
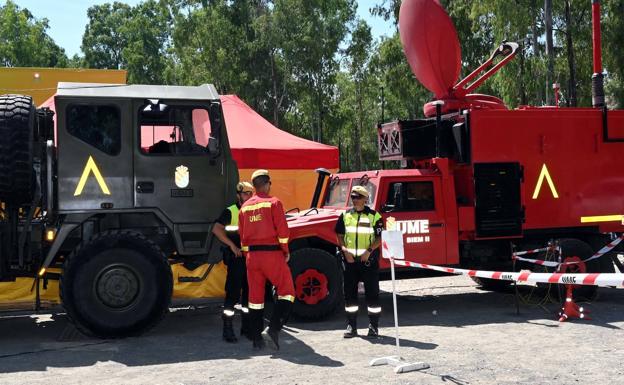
310 168 331 208
591 0 605 108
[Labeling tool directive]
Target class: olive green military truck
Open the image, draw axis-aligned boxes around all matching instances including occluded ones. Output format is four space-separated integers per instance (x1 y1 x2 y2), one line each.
0 83 239 338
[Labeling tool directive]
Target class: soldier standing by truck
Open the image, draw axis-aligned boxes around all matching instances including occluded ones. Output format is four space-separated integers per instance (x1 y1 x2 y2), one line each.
239 170 295 350
212 181 254 343
335 185 384 338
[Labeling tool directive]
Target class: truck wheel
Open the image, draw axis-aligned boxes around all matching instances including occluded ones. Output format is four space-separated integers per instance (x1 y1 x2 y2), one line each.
470 276 512 292
556 238 600 301
0 94 35 205
60 230 173 338
289 248 342 320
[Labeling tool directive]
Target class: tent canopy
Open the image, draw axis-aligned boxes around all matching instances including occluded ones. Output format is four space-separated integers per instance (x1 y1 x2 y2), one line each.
221 95 337 169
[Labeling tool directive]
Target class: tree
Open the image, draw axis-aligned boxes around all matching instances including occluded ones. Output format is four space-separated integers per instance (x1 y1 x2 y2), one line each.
275 0 356 142
82 1 171 84
82 2 133 70
0 0 69 67
345 19 373 170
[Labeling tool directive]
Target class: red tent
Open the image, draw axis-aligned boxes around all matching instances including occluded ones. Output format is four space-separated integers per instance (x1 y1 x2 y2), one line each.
221 95 338 169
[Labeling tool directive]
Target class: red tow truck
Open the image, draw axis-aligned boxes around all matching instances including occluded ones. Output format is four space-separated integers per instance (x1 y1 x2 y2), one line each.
284 0 624 320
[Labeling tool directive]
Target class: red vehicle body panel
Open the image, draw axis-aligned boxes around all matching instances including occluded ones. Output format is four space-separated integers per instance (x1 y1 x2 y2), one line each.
469 108 624 233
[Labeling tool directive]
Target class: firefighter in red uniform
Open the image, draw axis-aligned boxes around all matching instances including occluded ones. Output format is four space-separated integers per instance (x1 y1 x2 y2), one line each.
239 169 295 350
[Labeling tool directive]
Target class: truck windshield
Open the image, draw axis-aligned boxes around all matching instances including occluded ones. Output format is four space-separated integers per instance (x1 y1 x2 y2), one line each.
324 178 378 208
324 178 350 207
353 180 377 206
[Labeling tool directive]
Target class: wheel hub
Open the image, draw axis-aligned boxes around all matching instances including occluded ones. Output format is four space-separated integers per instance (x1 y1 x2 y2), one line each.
95 265 140 309
295 269 329 305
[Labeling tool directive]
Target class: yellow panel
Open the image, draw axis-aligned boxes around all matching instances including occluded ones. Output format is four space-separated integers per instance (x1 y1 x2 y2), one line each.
172 262 227 299
0 67 127 106
238 168 338 211
0 278 60 309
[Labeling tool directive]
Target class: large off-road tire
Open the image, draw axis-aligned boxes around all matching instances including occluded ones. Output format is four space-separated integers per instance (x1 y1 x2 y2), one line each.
0 94 35 205
289 248 342 320
60 230 173 338
556 238 601 301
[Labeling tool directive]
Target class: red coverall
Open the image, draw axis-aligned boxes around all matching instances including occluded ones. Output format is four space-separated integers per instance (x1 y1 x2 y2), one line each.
238 192 295 310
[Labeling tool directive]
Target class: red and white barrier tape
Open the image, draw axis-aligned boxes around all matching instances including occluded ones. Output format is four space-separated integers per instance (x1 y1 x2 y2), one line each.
393 259 624 288
513 247 552 257
512 235 624 268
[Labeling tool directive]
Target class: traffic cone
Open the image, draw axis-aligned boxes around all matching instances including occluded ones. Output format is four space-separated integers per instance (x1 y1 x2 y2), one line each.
558 285 590 322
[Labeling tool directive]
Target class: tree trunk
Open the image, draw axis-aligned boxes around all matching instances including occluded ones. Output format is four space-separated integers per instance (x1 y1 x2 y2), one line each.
354 81 363 170
317 88 323 143
531 18 543 104
270 51 280 126
519 48 528 105
564 0 577 107
544 0 555 105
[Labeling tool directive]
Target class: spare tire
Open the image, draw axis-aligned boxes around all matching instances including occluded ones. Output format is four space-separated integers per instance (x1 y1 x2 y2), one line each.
0 94 35 205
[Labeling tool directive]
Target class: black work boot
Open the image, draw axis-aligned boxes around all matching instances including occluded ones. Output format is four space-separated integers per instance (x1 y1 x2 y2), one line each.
252 338 266 350
367 313 380 338
222 313 237 343
249 308 265 350
262 299 293 350
261 326 280 350
343 314 358 338
240 311 252 340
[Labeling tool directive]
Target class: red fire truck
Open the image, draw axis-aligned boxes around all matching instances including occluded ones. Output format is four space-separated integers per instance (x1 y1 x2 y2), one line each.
284 0 624 320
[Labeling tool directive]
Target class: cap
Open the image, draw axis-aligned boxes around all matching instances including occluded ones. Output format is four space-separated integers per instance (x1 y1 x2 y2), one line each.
351 185 369 198
251 169 270 181
236 181 253 193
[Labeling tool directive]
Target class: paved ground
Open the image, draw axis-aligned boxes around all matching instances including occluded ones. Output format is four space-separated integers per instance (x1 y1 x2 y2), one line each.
0 275 623 385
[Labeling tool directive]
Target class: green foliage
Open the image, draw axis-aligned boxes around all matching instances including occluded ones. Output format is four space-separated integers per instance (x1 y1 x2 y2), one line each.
0 0 69 67
81 0 170 84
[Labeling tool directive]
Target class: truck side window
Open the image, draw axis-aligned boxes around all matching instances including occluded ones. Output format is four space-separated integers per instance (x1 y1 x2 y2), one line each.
139 102 214 156
388 181 435 211
67 104 121 156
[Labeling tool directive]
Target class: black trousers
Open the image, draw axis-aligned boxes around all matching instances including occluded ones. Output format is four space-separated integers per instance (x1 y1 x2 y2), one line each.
342 253 380 311
223 250 249 310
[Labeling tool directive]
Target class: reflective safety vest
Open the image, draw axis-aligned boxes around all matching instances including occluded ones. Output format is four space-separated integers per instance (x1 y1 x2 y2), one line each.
342 209 382 257
225 204 239 233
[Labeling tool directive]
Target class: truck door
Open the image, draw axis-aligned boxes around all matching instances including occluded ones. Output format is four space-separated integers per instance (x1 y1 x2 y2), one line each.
380 177 447 265
56 99 134 211
133 99 235 254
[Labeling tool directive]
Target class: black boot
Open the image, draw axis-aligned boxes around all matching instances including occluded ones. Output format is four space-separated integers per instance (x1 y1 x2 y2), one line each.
343 313 358 338
367 313 380 338
240 311 252 341
222 313 237 343
249 308 264 350
262 299 293 350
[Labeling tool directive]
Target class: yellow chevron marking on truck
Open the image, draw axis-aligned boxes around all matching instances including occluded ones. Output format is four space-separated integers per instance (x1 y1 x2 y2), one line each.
532 163 559 199
580 215 624 223
74 156 111 196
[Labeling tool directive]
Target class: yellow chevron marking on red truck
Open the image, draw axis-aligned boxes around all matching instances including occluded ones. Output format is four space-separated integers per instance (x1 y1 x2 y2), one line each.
74 156 111 196
532 163 559 199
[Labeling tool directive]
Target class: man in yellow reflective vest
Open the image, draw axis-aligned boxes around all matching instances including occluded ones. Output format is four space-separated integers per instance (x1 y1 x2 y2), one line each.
335 185 384 338
212 181 254 343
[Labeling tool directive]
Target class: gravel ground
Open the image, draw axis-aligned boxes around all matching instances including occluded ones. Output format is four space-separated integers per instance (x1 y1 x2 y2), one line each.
0 275 623 385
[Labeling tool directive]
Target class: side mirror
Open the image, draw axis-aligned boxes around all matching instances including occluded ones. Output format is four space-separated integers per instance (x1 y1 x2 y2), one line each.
208 102 222 158
393 183 403 209
207 136 219 157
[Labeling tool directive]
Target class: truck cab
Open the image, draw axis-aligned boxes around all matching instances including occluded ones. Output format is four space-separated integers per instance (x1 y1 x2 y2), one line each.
0 83 239 338
317 168 458 268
